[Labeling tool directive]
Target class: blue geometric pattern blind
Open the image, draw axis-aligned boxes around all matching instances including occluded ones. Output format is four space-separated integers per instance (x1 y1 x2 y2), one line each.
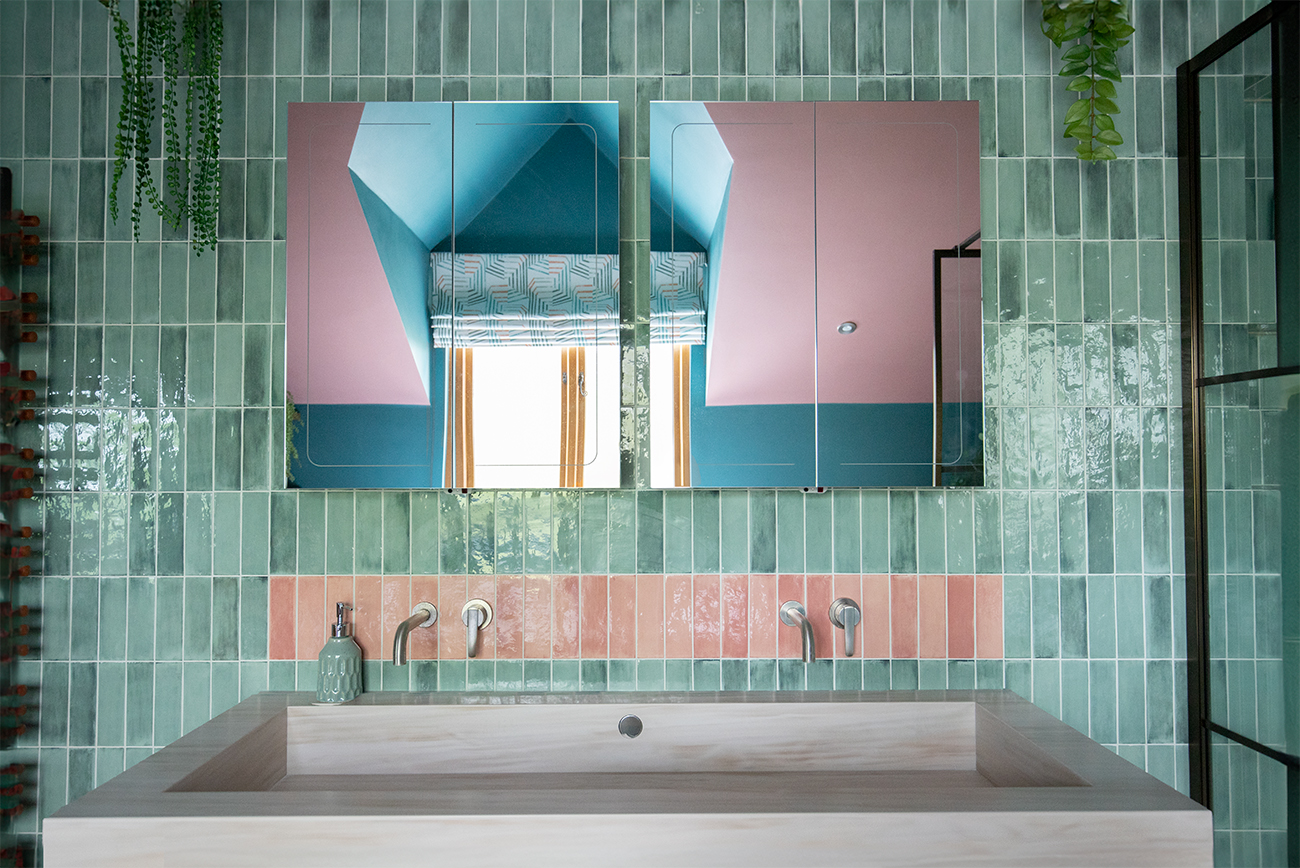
651 251 707 345
429 253 620 347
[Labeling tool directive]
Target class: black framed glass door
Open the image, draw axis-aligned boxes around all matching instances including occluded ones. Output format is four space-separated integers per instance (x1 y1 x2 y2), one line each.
1180 3 1300 866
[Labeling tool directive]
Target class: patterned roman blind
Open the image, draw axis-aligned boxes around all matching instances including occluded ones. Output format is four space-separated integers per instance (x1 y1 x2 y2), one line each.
429 253 619 348
651 251 707 345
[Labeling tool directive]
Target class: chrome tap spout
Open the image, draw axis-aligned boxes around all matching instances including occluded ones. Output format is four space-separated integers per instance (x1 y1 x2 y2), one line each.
779 601 816 663
392 602 437 666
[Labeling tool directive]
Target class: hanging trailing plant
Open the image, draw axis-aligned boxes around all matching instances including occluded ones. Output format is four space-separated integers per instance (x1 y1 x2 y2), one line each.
1042 0 1135 161
102 0 223 251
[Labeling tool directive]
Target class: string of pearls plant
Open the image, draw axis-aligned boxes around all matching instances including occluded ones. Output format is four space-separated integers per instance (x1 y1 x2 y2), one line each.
102 0 223 251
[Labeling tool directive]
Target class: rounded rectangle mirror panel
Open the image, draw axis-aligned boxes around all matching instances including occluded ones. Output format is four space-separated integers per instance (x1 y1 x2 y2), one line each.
648 101 983 489
287 101 620 490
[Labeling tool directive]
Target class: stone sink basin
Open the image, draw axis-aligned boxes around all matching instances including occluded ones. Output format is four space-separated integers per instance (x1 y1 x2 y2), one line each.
44 690 1210 866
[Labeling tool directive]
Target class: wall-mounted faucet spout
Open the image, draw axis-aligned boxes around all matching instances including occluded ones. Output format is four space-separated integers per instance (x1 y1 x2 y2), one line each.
392 602 437 666
779 601 816 663
462 599 493 658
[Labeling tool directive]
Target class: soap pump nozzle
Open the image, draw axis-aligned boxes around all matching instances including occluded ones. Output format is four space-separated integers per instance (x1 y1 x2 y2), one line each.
331 602 352 638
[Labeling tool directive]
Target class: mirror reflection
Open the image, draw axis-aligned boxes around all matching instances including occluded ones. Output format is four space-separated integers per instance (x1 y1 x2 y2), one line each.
647 101 983 488
287 102 620 489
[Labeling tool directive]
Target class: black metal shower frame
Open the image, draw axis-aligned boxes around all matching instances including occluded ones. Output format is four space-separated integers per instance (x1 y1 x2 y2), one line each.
1179 1 1300 862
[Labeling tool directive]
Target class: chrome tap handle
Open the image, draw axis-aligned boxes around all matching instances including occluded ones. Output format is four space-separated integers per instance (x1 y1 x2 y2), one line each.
779 601 816 663
829 598 862 657
462 599 493 658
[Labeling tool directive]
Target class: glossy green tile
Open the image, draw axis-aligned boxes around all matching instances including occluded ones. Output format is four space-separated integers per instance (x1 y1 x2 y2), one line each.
328 491 357 575
409 491 439 575
608 659 636 691
890 660 919 690
608 490 636 574
776 490 804 573
494 660 523 691
636 660 665 690
637 490 664 574
355 491 383 574
580 660 607 691
663 490 693 574
665 659 693 691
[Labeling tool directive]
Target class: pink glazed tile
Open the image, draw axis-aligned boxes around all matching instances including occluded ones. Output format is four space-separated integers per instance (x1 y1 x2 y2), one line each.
523 575 552 659
609 575 637 658
777 574 804 658
637 574 665 658
408 576 439 659
976 574 1004 658
720 575 749 658
861 575 891 659
918 575 947 659
382 576 412 661
468 574 499 659
352 576 383 660
552 575 580 659
747 574 778 658
947 575 975 659
832 575 863 658
268 576 297 661
692 576 720 659
890 575 918 658
805 574 834 659
579 575 608 658
295 576 325 661
438 576 468 660
664 575 694 659
493 575 523 659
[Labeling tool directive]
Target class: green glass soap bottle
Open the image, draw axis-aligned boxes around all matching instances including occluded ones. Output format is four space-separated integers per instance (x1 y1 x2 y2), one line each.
316 602 362 703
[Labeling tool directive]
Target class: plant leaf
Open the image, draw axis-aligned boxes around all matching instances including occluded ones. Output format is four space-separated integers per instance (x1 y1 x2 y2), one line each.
1066 74 1093 92
1094 96 1120 114
1064 98 1092 123
1066 122 1093 140
1093 78 1117 98
1075 143 1095 159
1095 128 1124 146
1094 113 1116 131
1063 44 1092 61
1095 64 1122 82
1061 24 1088 40
1092 144 1118 160
1060 61 1090 76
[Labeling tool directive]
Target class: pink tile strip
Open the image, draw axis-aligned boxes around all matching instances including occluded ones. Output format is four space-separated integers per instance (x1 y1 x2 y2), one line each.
747 574 778 658
692 575 720 659
637 574 665 658
861 575 891 659
975 574 1004 659
664 574 694 659
947 575 975 659
494 575 523 659
609 575 637 658
352 576 383 660
408 576 439 660
890 575 918 658
552 575 580 659
438 576 468 660
381 576 411 662
918 574 947 659
777 574 804 658
295 576 325 661
805 574 834 658
268 576 296 661
523 575 552 659
720 574 749 658
579 575 608 658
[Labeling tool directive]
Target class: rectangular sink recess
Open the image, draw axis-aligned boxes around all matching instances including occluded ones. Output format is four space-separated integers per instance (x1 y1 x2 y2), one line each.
44 690 1211 867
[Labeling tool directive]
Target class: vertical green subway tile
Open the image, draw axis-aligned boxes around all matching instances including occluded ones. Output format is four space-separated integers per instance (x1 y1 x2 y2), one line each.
690 490 718 574
551 660 580 692
353 491 383 574
409 491 440 575
891 660 919 690
382 491 413 575
608 490 636 574
872 489 903 573
1115 575 1146 658
693 659 721 691
327 491 357 575
241 576 269 660
719 490 749 573
804 493 832 574
212 576 240 661
241 492 270 577
776 490 804 573
638 490 665 574
580 660 608 692
580 491 609 574
296 490 327 575
663 490 693 574
749 490 777 574
1003 574 1031 658
888 490 917 573
439 491 468 575
1031 575 1060 659
832 490 860 574
915 492 945 575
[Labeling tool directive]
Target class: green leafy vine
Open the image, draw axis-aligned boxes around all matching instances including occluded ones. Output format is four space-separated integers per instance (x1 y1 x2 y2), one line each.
102 0 223 251
1042 0 1135 161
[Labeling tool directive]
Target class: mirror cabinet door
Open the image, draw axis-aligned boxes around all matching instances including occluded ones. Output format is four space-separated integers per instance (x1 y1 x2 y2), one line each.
648 101 983 489
288 102 620 490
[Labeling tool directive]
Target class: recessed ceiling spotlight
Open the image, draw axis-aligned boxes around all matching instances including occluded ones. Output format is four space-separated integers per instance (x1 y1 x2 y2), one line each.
837 322 857 334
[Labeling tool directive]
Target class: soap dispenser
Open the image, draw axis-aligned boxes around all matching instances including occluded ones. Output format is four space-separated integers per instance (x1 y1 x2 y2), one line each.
316 602 362 704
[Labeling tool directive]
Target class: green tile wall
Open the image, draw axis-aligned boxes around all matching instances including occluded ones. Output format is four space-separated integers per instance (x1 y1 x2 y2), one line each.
0 0 1263 844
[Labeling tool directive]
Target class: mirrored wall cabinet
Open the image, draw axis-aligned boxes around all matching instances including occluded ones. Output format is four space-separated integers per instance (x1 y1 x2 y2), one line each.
648 101 983 489
287 102 620 489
